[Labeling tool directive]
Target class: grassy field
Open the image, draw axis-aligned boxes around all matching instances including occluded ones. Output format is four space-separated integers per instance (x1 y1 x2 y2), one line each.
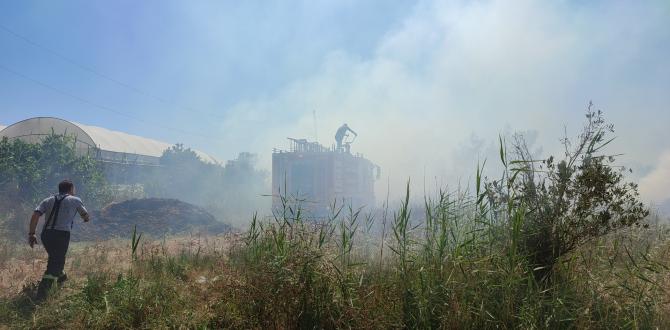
0 189 668 329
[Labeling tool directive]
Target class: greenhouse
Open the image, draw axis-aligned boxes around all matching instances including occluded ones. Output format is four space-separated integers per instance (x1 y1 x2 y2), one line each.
0 117 218 165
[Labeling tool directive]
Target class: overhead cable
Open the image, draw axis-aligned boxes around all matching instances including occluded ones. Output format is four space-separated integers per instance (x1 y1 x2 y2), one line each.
0 23 225 120
0 63 218 140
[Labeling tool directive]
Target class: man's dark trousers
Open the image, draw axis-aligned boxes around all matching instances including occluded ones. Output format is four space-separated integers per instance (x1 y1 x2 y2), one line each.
36 229 70 299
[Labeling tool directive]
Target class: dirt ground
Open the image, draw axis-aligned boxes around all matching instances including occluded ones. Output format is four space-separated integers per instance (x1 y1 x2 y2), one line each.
0 233 241 298
72 198 232 241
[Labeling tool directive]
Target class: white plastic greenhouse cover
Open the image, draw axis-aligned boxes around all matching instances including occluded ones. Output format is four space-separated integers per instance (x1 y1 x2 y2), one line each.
0 117 219 164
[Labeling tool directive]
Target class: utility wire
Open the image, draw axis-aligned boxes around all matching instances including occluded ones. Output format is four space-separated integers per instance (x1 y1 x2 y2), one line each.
0 23 225 120
0 63 217 140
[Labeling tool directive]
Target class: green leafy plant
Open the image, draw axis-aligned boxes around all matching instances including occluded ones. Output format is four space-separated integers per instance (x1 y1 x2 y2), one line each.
0 134 111 238
487 103 649 283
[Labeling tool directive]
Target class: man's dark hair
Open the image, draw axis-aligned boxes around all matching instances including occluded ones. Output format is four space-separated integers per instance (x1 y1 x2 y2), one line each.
58 180 74 194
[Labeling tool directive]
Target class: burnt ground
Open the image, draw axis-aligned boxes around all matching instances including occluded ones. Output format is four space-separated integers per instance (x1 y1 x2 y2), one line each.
70 198 232 241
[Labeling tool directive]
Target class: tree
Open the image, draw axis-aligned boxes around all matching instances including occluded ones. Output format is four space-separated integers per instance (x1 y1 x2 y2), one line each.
487 103 649 282
0 134 111 237
144 145 268 227
143 143 219 204
220 152 269 223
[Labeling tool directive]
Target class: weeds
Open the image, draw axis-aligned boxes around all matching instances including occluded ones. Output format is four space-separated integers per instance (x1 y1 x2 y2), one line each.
130 224 142 261
1 107 666 329
1 192 667 328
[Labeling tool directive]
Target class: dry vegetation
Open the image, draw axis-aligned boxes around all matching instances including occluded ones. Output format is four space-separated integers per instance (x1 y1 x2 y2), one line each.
0 200 668 329
1 107 668 329
0 234 237 299
0 233 241 329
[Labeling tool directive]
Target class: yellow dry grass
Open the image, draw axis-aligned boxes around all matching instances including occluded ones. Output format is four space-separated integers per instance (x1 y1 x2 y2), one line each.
0 233 241 298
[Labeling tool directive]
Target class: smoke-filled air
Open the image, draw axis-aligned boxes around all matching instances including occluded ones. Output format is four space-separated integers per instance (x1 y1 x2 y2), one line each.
1 1 669 328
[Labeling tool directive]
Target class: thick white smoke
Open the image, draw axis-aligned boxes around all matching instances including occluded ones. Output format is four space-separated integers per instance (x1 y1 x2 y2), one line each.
215 0 670 203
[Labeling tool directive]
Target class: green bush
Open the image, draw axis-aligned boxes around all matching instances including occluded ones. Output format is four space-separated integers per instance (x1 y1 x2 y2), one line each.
486 103 649 283
1 106 665 329
143 145 268 227
0 134 111 237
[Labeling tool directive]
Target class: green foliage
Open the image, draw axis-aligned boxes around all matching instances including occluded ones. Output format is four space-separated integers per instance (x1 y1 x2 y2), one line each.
0 134 111 236
2 189 667 329
1 105 664 329
486 103 649 283
231 181 666 328
144 145 268 227
158 143 202 167
144 143 214 200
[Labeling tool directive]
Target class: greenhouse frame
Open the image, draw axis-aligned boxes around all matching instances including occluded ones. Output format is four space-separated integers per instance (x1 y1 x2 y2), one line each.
0 117 218 166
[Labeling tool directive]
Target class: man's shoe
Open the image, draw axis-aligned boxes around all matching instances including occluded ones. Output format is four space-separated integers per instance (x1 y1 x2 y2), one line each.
57 273 68 286
35 274 59 301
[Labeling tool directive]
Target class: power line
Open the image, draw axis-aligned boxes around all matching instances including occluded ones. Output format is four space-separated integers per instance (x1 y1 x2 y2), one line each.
0 23 226 120
313 109 318 142
0 63 218 140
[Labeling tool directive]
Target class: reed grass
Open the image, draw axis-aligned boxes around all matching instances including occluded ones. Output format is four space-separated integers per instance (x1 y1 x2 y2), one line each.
0 183 668 329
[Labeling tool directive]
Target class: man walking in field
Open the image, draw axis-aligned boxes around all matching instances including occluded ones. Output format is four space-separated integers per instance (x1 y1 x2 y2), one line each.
28 179 91 300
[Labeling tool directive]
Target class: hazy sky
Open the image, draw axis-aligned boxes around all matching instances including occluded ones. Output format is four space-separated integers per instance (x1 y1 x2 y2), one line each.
1 1 669 204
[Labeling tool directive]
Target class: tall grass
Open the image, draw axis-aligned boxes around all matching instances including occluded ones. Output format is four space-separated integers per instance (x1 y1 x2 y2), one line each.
1 180 668 328
231 179 668 329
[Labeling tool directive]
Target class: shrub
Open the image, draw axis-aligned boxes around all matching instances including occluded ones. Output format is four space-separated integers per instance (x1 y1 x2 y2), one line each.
0 134 111 237
486 103 649 283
